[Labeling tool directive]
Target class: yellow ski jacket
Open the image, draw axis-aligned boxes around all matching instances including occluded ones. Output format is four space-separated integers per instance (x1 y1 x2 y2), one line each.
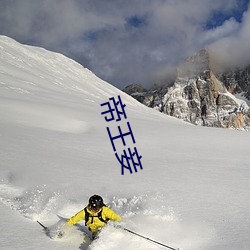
67 206 121 233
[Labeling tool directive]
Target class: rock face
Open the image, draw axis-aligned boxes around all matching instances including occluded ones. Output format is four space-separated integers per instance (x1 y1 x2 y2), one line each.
123 49 250 130
217 66 250 100
123 84 147 103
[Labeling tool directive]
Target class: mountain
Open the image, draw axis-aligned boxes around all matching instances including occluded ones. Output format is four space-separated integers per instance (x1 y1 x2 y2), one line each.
0 36 250 250
123 49 250 130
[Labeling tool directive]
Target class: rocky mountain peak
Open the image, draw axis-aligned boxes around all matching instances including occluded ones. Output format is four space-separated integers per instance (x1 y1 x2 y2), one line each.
123 49 250 130
177 49 210 78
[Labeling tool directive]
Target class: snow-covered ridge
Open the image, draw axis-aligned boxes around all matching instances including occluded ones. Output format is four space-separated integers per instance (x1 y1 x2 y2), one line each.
0 35 150 134
0 35 144 106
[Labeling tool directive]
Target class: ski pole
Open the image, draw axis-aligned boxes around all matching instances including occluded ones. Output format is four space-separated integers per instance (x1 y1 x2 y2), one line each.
122 227 180 250
37 220 48 231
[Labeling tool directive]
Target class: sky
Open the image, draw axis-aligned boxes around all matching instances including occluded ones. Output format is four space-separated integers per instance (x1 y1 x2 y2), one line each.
0 0 249 89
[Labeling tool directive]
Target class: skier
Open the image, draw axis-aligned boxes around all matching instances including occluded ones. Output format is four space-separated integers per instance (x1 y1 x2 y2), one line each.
66 194 121 239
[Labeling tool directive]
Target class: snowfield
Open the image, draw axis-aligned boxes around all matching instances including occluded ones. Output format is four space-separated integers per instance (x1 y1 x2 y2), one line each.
0 36 250 250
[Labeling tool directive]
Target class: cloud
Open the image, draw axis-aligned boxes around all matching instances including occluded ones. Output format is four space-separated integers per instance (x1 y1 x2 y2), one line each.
209 4 250 69
0 0 249 89
200 18 240 45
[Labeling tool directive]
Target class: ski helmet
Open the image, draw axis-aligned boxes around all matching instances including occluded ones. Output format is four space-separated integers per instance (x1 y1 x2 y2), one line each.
89 195 104 210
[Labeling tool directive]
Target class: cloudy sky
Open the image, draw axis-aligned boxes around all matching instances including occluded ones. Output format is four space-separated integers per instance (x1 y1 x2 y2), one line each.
0 0 249 89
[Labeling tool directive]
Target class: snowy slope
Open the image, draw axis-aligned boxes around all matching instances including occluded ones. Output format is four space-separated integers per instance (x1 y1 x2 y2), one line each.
0 36 250 250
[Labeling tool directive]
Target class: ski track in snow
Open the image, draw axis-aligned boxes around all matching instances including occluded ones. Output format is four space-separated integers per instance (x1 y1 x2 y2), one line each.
0 180 211 250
